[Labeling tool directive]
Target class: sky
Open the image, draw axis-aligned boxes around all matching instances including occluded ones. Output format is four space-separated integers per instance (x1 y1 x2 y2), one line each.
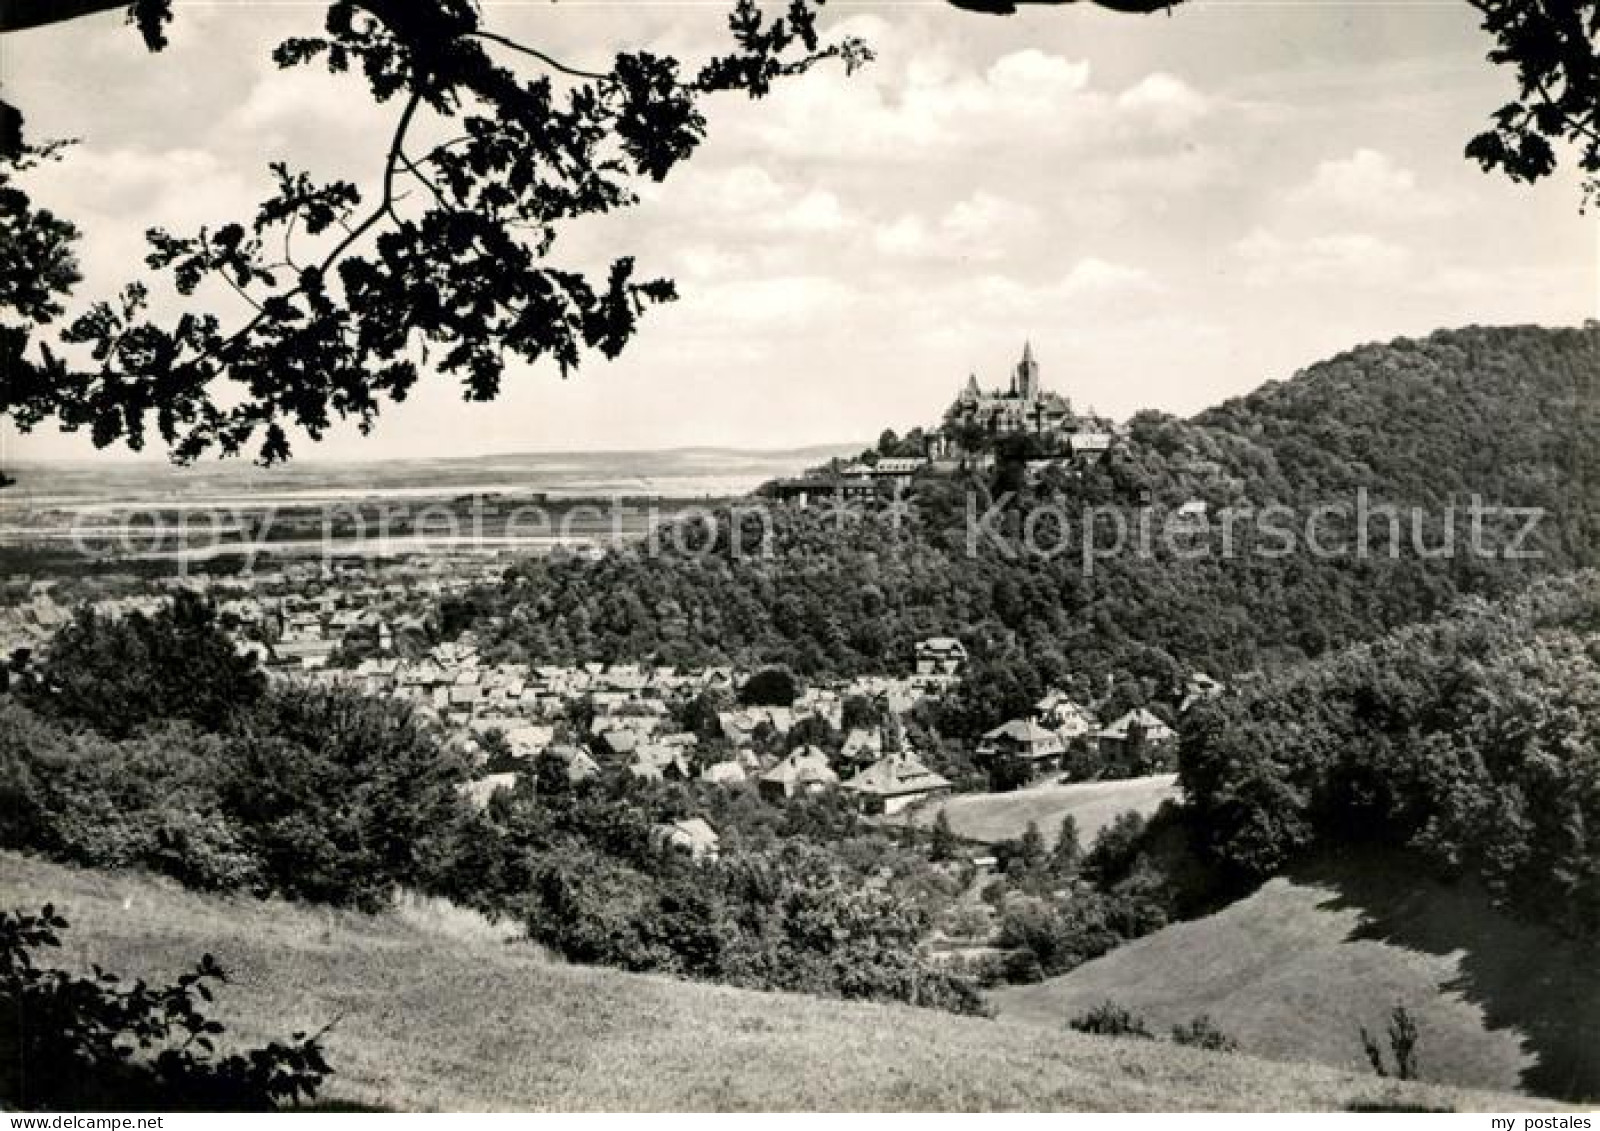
3 0 1597 463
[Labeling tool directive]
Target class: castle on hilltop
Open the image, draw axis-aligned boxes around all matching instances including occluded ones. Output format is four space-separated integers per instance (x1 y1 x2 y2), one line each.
771 341 1116 501
941 342 1082 441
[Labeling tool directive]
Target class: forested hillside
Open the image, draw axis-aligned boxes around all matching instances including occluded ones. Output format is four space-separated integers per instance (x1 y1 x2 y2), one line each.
1180 570 1600 939
1194 325 1595 528
446 324 1600 737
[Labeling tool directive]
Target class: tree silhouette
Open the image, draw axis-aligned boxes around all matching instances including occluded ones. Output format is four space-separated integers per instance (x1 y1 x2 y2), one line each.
929 809 958 861
0 0 871 463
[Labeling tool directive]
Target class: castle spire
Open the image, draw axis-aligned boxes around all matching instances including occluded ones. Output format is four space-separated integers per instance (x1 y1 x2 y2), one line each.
1016 339 1040 401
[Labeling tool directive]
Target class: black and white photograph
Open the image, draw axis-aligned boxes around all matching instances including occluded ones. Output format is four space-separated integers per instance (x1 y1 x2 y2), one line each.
0 0 1596 1116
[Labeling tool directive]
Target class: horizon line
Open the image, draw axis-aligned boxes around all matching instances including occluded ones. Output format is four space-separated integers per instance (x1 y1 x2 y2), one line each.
0 439 872 469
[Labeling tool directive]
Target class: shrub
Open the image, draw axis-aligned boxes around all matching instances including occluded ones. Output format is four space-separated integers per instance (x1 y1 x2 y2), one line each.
0 905 331 1111
1171 1014 1239 1052
986 754 1034 793
1083 811 1148 888
1050 815 1083 876
1361 1005 1421 1081
218 688 476 910
997 897 1078 976
1003 948 1045 984
26 593 264 740
1069 1001 1154 1040
739 666 800 707
1 688 476 912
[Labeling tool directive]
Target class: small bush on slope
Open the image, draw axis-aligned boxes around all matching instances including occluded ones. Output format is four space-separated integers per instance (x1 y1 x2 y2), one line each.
1070 1001 1155 1040
0 905 331 1111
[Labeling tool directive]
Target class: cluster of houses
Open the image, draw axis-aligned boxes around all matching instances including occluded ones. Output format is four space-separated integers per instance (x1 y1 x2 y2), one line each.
213 560 505 672
752 740 954 815
0 583 111 658
638 738 956 862
3 564 1219 869
0 577 215 660
641 743 957 863
282 631 973 839
978 674 1222 781
1 560 508 674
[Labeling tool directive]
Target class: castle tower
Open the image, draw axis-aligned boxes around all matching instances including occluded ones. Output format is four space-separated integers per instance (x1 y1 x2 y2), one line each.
1016 341 1040 402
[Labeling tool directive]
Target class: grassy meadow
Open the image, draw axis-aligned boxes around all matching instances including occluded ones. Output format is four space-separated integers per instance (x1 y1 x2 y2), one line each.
990 852 1600 1103
1 851 1570 1112
908 773 1180 847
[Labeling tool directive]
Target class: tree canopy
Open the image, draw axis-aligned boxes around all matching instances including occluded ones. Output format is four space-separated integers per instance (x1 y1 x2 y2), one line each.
0 0 870 463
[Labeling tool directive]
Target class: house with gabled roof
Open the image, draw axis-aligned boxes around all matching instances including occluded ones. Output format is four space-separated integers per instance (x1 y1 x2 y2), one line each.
979 718 1066 775
1034 690 1096 738
630 743 692 782
758 747 839 801
842 752 952 816
1179 672 1225 714
543 744 600 783
840 727 883 766
461 772 518 810
503 724 556 760
651 817 719 861
449 669 484 708
1095 707 1178 775
915 637 968 676
718 708 764 746
699 760 748 786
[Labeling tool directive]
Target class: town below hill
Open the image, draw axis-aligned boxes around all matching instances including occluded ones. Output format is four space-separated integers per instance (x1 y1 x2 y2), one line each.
2 323 1597 1107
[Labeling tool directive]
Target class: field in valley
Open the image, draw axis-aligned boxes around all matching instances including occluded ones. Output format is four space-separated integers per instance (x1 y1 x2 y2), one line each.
989 852 1600 1103
0 851 1561 1113
908 774 1180 847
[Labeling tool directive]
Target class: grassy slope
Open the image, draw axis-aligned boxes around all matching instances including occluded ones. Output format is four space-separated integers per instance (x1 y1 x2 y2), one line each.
990 853 1600 1103
1 852 1560 1113
907 774 1179 847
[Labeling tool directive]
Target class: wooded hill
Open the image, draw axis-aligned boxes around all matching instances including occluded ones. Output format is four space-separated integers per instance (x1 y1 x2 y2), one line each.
445 323 1599 733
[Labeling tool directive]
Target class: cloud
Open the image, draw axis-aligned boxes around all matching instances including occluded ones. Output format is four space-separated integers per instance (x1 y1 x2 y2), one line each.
672 244 747 282
645 165 857 236
728 43 1218 166
963 259 1161 320
986 49 1094 105
874 215 934 258
875 190 1040 260
26 147 240 220
776 190 853 234
1116 72 1212 133
1287 148 1453 222
19 145 259 295
688 274 855 329
1234 228 1413 286
1058 257 1159 297
944 191 1036 242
